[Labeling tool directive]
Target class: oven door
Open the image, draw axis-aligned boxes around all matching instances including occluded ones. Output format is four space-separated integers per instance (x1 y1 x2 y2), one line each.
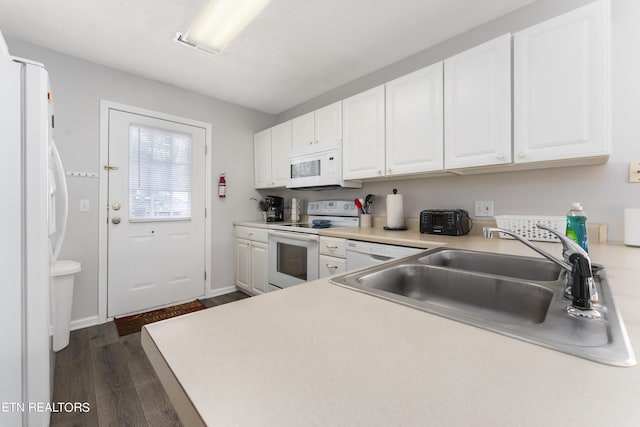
268 231 319 289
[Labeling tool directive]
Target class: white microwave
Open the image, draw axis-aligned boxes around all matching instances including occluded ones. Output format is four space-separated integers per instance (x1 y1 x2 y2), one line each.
287 147 362 190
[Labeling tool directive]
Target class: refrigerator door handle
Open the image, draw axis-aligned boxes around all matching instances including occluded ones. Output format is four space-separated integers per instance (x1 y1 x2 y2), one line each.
50 139 68 264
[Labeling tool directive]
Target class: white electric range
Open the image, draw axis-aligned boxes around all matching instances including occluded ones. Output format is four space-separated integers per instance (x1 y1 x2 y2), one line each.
267 200 359 290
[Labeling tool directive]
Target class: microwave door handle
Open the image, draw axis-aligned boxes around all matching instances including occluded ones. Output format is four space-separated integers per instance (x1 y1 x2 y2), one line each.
269 231 319 242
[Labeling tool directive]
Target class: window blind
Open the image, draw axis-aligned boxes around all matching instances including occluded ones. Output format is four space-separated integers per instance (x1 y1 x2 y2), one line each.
129 124 192 221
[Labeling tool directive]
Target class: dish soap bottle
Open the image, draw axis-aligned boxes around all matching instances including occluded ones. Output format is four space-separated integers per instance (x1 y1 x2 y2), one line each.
566 202 589 253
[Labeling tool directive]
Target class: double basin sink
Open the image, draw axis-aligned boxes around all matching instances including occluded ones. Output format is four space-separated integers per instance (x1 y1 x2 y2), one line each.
330 248 635 367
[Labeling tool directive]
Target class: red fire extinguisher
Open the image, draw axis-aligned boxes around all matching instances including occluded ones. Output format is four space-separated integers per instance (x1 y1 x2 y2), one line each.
218 173 226 198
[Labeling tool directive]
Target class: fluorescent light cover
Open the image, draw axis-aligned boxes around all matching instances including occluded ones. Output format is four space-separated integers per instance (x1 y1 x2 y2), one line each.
186 0 270 53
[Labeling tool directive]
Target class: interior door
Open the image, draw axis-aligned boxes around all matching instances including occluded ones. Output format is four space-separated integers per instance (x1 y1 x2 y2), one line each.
107 109 206 317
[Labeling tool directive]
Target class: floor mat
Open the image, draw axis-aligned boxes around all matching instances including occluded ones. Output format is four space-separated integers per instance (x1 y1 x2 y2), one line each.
114 300 207 336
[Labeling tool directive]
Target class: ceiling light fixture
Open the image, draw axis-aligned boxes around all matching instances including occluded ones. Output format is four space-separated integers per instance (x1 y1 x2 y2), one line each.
175 0 271 54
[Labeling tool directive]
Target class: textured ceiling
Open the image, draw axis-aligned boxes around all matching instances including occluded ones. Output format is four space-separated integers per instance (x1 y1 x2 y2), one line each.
0 0 534 114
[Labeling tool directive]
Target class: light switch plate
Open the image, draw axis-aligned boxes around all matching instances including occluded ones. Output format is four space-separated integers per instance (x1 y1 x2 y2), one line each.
475 201 494 217
79 199 90 212
629 161 640 183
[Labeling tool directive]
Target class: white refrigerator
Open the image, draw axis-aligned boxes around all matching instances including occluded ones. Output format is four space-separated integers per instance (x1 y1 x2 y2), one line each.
0 46 68 425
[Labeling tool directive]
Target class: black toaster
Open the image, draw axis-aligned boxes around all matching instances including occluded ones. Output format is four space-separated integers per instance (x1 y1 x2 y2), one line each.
420 209 472 236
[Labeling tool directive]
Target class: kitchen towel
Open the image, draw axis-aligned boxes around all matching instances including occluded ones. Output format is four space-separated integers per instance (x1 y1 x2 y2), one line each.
624 208 640 247
386 192 405 229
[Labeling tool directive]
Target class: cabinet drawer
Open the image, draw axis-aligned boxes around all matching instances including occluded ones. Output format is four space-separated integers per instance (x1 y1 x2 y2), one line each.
319 255 347 278
235 226 268 243
319 236 347 257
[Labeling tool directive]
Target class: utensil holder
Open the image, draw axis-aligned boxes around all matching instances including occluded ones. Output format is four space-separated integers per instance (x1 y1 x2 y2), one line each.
360 214 372 228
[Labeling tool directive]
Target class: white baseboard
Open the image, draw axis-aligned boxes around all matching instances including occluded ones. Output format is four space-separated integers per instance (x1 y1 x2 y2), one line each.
50 289 241 334
48 315 100 336
207 285 240 298
70 315 100 331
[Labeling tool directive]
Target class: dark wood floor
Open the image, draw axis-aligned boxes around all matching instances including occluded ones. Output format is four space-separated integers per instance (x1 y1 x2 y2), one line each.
50 291 250 427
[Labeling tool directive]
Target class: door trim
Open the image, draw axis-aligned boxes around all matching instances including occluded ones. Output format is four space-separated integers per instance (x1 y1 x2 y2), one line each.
98 100 213 324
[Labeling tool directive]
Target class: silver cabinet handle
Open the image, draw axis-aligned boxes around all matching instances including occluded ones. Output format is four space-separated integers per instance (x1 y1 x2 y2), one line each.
325 245 338 249
112 217 121 224
326 264 338 269
497 153 505 160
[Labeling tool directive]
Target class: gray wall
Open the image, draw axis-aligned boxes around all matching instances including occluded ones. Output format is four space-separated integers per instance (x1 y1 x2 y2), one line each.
272 0 640 243
7 37 274 323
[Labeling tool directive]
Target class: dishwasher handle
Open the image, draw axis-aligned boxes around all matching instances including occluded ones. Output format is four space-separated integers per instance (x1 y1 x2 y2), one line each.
364 254 393 262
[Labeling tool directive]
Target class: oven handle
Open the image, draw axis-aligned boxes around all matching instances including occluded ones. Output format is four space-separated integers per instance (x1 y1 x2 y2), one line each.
269 230 320 242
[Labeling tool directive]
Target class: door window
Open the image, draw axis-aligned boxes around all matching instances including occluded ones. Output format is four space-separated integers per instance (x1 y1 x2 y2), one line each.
128 124 192 221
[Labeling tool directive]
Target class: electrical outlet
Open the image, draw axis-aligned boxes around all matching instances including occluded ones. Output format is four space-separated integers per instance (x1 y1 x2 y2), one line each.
475 201 494 217
629 161 640 183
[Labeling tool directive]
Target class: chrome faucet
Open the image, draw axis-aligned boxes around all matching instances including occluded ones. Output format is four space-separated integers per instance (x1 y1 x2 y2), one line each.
483 225 600 319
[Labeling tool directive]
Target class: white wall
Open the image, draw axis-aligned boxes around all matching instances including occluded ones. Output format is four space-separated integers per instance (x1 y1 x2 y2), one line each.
273 0 640 242
6 37 274 323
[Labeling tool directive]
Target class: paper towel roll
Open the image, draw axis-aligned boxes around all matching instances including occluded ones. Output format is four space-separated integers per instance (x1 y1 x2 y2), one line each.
386 193 404 229
624 209 640 247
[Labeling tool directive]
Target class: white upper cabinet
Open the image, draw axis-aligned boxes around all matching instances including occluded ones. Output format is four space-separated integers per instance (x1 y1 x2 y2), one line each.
291 101 342 155
253 128 272 189
513 0 610 163
270 121 292 186
254 121 291 189
315 102 342 147
444 34 512 170
342 85 386 180
385 62 444 176
291 112 314 153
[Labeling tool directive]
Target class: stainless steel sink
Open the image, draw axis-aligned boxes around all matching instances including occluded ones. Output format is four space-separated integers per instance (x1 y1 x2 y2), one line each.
417 249 563 281
330 248 636 367
359 265 553 325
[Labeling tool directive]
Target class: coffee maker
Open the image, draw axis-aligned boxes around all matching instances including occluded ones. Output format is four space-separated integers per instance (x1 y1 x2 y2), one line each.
265 196 284 222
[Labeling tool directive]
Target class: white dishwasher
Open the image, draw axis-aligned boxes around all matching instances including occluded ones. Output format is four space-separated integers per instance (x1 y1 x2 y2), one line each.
346 240 424 271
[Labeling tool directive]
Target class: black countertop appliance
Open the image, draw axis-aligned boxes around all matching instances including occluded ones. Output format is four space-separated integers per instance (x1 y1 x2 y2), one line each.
265 196 284 222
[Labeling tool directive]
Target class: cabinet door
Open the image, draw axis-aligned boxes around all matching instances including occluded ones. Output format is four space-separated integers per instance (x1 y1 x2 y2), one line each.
319 255 346 279
342 85 386 179
386 62 444 176
250 241 268 294
291 112 315 154
444 34 512 169
235 238 251 292
254 128 272 188
513 0 610 163
315 101 342 148
271 121 292 187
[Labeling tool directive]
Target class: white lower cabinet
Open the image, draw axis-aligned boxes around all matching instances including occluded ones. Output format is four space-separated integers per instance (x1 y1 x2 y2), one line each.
319 255 346 278
234 226 269 295
319 236 347 278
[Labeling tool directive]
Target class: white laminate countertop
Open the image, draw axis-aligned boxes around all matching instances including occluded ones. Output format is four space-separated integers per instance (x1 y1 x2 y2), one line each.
145 226 640 426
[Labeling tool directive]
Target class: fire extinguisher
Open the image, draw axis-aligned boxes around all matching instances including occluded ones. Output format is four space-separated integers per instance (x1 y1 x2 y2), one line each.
218 173 226 198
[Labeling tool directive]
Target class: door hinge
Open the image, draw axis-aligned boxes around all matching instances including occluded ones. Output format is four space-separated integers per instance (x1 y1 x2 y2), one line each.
205 208 207 218
204 271 207 281
205 145 207 155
